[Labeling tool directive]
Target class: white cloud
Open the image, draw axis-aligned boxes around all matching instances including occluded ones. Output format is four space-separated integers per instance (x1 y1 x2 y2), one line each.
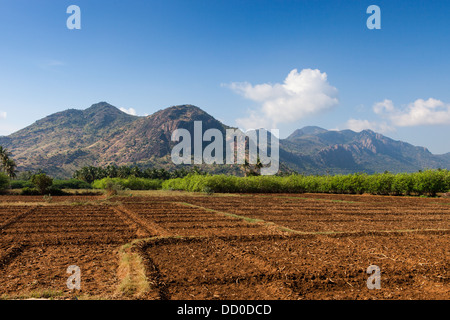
0 111 6 119
345 118 394 133
343 97 450 134
119 107 137 116
376 98 450 126
227 68 339 130
373 99 395 115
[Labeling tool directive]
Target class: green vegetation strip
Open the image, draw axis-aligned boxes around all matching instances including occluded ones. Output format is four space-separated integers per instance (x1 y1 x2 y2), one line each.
161 170 450 197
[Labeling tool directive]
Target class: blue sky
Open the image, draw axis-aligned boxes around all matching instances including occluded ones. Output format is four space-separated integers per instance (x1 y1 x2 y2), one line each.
0 0 449 153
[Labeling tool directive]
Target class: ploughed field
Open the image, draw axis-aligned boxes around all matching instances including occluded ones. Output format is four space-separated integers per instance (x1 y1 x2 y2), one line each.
0 193 448 299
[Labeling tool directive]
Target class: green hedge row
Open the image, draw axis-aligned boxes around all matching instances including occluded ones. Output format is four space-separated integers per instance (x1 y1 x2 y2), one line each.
162 170 450 196
10 179 91 190
92 177 163 190
20 186 67 196
6 170 449 196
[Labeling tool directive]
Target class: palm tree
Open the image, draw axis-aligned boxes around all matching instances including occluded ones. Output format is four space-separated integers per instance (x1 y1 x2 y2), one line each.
105 165 118 178
4 159 17 179
0 146 7 167
130 166 142 178
0 146 17 179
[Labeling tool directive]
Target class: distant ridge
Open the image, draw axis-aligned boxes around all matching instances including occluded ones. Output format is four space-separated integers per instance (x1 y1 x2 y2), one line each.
0 102 449 178
287 126 328 139
280 126 448 174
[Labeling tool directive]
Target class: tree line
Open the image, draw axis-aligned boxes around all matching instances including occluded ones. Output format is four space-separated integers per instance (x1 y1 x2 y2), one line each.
73 165 205 183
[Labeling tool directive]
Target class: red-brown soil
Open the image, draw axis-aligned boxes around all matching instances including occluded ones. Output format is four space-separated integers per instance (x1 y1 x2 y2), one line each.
184 195 450 233
138 233 448 300
0 192 448 299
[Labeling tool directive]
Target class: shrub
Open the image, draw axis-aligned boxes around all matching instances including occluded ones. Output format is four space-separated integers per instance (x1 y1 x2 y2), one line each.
52 179 92 190
124 177 162 190
0 172 9 191
92 177 162 191
21 187 40 195
412 170 447 197
9 180 34 189
365 173 394 195
31 173 53 195
47 186 67 196
105 180 124 196
391 173 414 196
202 186 214 195
43 194 53 203
21 186 66 196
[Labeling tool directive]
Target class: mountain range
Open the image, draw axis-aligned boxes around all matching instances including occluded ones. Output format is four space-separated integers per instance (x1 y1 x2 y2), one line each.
0 102 449 178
